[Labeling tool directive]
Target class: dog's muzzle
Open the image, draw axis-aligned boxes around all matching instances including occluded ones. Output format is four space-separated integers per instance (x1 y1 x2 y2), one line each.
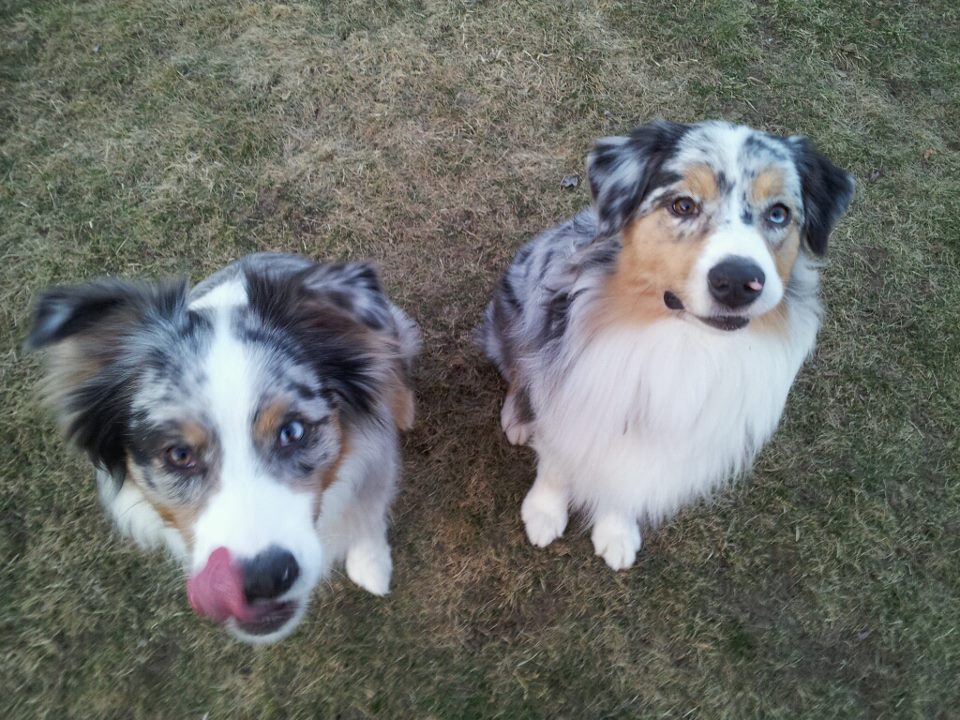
663 290 750 332
187 546 302 638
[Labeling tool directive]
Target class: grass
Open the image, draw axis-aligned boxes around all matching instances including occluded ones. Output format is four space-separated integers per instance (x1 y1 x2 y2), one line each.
1 0 959 717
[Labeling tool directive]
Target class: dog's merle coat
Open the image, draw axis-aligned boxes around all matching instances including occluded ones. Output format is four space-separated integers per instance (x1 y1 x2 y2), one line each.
480 120 853 570
28 253 420 643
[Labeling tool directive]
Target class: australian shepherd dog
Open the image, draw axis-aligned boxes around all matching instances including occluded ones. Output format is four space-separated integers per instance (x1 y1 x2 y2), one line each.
27 253 420 642
480 120 854 570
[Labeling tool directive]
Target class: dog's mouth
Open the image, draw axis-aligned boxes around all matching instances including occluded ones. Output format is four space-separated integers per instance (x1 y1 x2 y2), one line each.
662 291 750 332
234 601 299 637
663 290 685 311
697 315 750 331
188 547 304 640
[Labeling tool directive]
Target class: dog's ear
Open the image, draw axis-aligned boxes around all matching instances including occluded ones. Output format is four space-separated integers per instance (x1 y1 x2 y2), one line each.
26 278 189 477
587 120 689 238
788 137 855 256
27 278 188 349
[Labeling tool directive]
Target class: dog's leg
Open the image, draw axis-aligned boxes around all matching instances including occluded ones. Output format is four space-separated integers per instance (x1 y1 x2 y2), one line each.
590 511 642 571
342 461 395 596
501 383 534 446
345 531 393 596
521 454 569 547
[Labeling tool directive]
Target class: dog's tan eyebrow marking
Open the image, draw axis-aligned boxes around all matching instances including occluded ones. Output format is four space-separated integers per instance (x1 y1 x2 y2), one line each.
751 168 787 203
254 398 290 447
181 420 210 449
681 164 721 202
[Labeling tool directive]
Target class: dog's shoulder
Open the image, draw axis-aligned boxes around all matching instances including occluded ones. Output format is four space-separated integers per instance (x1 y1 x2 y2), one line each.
501 209 619 339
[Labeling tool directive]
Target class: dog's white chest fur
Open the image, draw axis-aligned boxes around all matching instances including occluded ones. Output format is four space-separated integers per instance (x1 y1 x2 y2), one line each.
534 311 819 522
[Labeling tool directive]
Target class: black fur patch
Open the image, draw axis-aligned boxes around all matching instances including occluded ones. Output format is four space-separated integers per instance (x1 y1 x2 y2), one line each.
499 273 523 312
27 279 191 480
579 239 621 271
744 132 789 162
540 288 585 344
27 279 187 350
245 268 383 424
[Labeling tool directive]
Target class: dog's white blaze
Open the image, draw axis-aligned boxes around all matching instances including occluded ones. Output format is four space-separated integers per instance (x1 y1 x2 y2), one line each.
188 277 248 311
669 125 788 320
188 285 323 600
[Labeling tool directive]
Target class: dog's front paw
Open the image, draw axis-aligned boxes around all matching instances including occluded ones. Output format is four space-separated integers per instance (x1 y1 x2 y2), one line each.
521 484 568 548
591 514 642 571
346 540 392 596
504 418 533 446
501 391 533 445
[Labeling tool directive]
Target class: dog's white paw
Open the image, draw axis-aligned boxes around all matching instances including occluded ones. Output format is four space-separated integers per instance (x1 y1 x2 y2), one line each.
501 392 533 446
346 540 392 596
504 418 533 446
521 483 568 548
591 514 642 571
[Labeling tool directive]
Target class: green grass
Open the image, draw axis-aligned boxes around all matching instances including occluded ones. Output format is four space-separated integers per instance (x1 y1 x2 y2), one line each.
2 0 959 717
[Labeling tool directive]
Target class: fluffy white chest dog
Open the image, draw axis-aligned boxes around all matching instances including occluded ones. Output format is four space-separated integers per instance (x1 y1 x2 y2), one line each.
480 120 854 570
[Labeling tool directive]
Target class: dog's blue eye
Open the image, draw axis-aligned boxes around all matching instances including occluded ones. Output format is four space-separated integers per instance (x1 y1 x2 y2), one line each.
164 445 196 469
278 420 306 448
766 204 790 226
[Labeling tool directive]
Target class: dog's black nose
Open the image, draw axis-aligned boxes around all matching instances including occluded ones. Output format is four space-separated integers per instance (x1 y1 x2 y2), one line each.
242 546 299 602
708 257 765 309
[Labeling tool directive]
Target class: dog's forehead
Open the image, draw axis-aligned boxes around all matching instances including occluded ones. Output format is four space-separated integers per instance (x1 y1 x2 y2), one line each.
132 306 330 428
666 122 802 198
245 343 333 417
130 318 211 419
232 305 331 403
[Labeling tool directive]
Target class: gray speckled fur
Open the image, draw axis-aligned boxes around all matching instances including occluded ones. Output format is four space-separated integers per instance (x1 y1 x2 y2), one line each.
27 251 422 641
479 209 612 382
479 120 854 570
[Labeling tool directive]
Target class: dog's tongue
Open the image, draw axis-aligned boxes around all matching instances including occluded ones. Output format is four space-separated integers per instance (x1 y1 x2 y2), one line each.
187 547 250 623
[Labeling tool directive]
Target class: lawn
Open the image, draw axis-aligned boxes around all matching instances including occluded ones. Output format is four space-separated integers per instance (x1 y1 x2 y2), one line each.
1 1 958 717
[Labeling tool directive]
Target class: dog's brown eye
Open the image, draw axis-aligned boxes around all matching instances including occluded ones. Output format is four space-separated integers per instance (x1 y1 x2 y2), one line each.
766 203 790 226
164 445 196 469
278 420 306 449
671 196 700 217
